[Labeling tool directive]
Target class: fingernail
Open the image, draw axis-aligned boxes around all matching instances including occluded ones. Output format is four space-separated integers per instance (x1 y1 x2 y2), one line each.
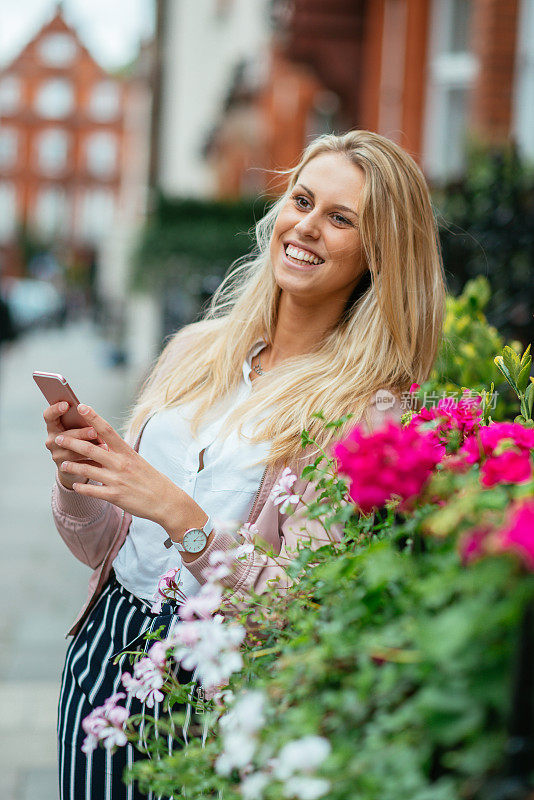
60 402 68 411
55 435 64 444
88 428 96 438
78 404 89 414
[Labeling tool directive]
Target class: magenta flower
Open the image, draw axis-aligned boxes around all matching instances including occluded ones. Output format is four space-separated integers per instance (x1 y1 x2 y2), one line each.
460 422 534 487
332 421 442 515
410 393 483 451
458 527 492 565
496 500 534 570
81 693 129 753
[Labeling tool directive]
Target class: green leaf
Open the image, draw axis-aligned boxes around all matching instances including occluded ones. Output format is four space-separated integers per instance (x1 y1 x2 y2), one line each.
517 357 532 393
519 343 532 370
502 345 521 379
525 382 534 417
494 355 518 392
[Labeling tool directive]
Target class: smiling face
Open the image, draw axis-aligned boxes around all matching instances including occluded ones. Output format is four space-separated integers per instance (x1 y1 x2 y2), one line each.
269 152 367 308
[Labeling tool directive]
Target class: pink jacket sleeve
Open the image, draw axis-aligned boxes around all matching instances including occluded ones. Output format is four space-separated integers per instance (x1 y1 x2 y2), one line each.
51 471 123 569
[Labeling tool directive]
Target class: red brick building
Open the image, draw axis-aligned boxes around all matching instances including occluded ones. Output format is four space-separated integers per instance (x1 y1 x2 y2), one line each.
206 0 526 196
0 4 128 275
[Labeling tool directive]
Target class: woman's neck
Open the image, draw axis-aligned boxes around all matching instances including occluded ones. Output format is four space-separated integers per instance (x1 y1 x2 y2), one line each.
263 292 346 369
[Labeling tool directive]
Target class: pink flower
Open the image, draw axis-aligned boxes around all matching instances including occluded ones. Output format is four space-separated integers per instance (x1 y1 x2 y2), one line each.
460 422 534 487
496 500 534 570
122 657 164 708
147 641 168 670
179 583 223 621
270 467 300 513
151 566 187 612
81 693 129 754
332 421 442 515
409 383 420 393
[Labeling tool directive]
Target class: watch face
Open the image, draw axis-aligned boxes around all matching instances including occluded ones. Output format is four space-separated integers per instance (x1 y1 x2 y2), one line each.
182 528 208 553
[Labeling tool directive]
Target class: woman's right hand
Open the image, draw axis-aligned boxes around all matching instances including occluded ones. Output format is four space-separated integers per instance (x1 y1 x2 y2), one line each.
44 401 107 490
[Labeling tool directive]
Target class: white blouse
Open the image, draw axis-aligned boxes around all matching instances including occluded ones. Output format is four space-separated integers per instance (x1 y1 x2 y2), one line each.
112 341 271 602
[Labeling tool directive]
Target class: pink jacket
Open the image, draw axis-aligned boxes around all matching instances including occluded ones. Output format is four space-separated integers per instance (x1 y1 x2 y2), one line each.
52 393 402 637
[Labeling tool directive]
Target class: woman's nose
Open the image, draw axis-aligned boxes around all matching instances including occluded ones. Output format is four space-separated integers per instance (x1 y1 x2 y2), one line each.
294 211 321 238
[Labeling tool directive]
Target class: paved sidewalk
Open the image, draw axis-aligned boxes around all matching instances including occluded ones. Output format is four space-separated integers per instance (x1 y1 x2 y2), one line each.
0 320 143 800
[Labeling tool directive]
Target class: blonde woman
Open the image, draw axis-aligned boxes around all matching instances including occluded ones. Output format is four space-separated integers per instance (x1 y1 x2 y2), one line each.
44 130 445 799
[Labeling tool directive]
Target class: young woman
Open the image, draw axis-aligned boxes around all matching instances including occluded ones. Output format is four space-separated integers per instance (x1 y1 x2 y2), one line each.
44 130 445 799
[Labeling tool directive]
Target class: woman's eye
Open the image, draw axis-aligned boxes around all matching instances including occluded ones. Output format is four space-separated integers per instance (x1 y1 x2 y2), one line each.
294 196 310 209
332 213 350 225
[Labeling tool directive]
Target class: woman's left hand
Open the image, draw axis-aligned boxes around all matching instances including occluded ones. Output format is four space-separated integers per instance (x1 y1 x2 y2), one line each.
55 404 208 537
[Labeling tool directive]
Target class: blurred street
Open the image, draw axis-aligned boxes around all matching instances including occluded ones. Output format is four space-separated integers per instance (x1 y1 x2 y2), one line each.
0 321 142 800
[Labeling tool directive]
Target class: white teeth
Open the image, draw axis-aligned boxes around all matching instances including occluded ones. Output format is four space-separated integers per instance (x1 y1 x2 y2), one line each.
285 244 322 265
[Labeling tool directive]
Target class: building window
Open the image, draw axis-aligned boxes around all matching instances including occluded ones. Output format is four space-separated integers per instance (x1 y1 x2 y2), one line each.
514 0 534 163
422 0 477 182
78 188 115 242
85 132 118 177
38 33 77 66
0 75 22 115
36 129 69 174
89 81 120 121
0 128 18 169
34 187 69 238
0 182 17 242
35 79 74 119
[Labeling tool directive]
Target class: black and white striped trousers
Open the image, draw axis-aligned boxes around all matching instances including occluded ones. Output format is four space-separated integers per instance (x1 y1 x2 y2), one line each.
57 572 192 800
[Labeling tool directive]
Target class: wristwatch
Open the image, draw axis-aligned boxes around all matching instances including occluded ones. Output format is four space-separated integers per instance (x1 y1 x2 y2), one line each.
163 518 213 555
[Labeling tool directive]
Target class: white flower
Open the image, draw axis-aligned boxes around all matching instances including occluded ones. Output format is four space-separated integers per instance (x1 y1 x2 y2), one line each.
171 617 245 690
274 736 331 780
219 690 265 735
216 733 257 775
236 540 255 559
240 771 269 800
121 656 164 708
202 549 233 582
179 583 223 621
240 522 260 541
216 691 266 776
270 468 300 514
282 777 330 800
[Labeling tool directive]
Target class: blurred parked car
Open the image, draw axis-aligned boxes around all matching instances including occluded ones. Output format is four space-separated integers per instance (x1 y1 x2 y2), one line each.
0 278 68 334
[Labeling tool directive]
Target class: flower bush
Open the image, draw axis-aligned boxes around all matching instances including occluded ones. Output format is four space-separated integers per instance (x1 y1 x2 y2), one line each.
84 344 534 799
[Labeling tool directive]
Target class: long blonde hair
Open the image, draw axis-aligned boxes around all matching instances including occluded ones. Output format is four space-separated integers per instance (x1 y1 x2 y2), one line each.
125 130 446 466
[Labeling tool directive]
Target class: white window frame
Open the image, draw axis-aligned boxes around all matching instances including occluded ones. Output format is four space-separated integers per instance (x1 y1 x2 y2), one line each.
513 0 534 164
0 127 18 169
422 0 478 183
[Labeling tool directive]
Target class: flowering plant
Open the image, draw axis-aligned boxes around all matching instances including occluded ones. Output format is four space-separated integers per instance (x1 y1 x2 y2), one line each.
84 342 534 800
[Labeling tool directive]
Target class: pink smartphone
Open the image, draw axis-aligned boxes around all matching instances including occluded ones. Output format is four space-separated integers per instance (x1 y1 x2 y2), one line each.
33 371 90 430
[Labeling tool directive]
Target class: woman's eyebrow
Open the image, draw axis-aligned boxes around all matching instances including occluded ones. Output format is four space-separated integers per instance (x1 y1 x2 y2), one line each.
295 183 359 217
